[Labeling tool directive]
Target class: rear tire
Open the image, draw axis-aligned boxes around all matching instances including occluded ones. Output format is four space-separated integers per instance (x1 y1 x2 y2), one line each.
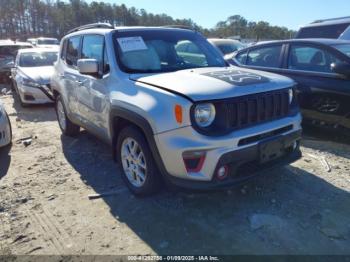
55 95 80 137
117 126 161 196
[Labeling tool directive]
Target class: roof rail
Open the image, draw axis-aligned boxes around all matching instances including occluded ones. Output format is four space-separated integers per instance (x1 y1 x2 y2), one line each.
312 16 350 24
67 23 114 34
160 25 195 31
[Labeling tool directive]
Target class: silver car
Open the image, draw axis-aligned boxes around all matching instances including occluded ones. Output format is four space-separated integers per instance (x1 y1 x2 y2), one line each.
52 23 302 196
12 47 58 106
208 38 245 56
0 99 11 148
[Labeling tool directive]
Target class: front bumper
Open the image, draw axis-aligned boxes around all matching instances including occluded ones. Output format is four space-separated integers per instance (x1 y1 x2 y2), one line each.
0 112 12 147
17 83 54 104
155 113 302 189
167 131 301 190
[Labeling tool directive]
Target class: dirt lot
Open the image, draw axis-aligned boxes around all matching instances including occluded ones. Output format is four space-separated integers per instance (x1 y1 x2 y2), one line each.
0 92 350 255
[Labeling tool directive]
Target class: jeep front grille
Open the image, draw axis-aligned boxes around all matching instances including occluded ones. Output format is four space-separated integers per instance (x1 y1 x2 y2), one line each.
222 89 290 130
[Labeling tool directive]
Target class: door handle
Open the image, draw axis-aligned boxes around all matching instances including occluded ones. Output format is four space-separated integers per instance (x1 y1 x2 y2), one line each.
58 73 65 78
75 80 84 86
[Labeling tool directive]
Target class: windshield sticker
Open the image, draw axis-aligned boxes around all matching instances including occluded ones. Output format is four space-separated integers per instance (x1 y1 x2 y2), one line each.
117 37 148 52
203 69 269 86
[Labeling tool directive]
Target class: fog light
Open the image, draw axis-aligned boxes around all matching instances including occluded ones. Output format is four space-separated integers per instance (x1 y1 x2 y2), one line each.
217 165 228 180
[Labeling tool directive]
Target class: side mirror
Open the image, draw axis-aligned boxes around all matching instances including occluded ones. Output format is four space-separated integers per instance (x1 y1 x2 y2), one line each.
331 62 350 77
77 59 99 75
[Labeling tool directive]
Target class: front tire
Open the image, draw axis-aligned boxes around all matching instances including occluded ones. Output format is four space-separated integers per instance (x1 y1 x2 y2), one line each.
55 95 80 136
117 126 161 196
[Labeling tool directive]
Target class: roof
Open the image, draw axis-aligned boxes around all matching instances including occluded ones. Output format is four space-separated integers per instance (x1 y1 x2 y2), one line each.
18 47 59 54
301 17 350 28
0 40 32 47
253 38 350 47
65 26 194 38
36 37 58 40
208 38 241 44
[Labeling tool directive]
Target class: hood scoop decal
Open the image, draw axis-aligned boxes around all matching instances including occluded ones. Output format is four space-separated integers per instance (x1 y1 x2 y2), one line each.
202 69 270 86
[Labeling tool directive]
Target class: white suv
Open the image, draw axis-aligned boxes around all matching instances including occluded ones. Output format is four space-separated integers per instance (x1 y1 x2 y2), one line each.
51 23 302 195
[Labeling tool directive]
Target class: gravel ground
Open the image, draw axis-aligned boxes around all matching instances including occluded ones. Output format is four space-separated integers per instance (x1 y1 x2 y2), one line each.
0 92 350 255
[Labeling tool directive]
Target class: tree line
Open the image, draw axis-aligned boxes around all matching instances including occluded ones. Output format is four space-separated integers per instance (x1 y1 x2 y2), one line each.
0 0 295 41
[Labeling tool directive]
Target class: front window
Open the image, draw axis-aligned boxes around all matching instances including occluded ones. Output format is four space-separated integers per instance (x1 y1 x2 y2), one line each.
332 44 350 58
113 30 226 73
19 52 58 67
246 45 282 68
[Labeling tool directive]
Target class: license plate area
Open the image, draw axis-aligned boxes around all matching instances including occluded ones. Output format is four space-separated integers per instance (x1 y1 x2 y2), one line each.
259 137 285 164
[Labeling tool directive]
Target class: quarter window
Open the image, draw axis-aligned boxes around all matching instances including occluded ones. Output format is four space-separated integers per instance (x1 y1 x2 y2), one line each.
66 36 80 67
288 45 340 73
246 45 282 68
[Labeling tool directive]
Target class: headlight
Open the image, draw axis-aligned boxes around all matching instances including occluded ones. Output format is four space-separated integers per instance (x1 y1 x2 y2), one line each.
22 78 40 88
194 103 216 128
289 89 293 104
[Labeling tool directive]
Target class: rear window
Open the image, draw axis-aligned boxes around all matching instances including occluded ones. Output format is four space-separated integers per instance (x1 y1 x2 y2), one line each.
297 23 350 39
37 39 59 45
66 36 80 67
19 52 58 67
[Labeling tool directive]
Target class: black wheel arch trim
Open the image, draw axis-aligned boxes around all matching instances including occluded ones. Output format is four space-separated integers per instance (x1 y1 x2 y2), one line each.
109 106 170 180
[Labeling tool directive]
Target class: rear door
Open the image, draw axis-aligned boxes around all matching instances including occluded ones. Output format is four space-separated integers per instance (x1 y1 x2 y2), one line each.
281 43 350 128
61 35 82 121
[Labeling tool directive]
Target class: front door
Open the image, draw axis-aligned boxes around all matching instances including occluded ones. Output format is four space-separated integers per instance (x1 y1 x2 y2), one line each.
282 44 350 129
76 34 110 140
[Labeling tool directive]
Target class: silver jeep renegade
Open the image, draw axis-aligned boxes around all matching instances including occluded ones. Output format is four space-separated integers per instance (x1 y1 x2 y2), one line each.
51 23 302 195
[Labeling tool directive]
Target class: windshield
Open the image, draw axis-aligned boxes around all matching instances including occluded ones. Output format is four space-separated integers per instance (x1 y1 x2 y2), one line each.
216 42 244 55
333 44 350 57
37 39 59 45
19 52 58 67
113 30 226 73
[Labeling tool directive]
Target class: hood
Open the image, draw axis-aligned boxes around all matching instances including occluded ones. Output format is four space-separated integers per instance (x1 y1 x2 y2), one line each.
130 66 295 101
19 66 54 85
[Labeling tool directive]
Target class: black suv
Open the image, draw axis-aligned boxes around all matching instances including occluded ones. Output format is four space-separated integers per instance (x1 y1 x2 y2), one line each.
228 38 350 133
296 17 350 40
0 40 32 83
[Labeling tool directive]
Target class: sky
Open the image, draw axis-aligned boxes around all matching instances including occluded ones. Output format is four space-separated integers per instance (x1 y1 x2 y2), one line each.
85 0 350 30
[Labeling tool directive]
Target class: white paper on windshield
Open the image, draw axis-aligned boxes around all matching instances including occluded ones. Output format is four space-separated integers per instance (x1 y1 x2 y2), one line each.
117 37 148 52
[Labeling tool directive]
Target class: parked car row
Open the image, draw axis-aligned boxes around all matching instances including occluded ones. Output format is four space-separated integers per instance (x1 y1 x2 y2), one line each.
2 21 349 196
26 37 60 47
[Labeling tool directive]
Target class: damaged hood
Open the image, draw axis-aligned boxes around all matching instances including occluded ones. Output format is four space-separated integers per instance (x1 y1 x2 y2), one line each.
130 66 295 101
19 66 54 85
